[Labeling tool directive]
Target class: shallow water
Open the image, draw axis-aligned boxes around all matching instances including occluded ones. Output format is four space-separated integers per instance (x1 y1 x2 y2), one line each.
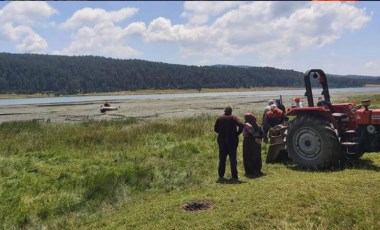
0 87 379 106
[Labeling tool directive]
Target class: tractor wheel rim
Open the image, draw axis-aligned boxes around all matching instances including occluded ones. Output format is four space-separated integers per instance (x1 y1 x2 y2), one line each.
294 127 322 160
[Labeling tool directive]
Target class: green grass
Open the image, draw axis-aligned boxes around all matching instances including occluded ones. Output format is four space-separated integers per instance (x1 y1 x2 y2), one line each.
335 94 380 108
1 96 380 229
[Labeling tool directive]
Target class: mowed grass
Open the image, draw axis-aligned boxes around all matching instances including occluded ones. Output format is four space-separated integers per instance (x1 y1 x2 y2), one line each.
1 96 380 229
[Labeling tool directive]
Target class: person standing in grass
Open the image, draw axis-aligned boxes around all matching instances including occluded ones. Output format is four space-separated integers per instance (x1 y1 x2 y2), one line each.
275 99 286 113
214 106 245 182
262 99 275 121
243 112 264 177
291 96 303 108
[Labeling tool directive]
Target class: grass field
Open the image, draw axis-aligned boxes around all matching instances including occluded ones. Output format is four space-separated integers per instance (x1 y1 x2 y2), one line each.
0 95 380 229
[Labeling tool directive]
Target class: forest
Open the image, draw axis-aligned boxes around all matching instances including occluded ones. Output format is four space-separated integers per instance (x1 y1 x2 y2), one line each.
0 52 379 94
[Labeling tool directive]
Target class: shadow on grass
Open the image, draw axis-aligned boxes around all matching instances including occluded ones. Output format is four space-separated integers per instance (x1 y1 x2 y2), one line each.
344 158 380 172
277 158 380 173
244 173 266 179
216 178 247 184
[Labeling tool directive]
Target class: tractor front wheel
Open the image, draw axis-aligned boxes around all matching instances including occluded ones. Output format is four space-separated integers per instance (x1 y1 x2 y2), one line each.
286 116 343 169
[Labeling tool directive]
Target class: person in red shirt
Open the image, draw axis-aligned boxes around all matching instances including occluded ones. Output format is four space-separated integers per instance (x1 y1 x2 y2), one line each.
214 106 245 182
262 104 286 143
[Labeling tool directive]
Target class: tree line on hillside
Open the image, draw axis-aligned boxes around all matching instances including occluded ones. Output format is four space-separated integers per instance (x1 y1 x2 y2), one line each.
0 53 378 94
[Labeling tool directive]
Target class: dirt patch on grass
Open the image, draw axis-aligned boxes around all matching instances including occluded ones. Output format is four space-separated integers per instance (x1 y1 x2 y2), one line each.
182 200 213 211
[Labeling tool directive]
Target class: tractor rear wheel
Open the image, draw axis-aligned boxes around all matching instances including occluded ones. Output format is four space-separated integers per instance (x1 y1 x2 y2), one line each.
286 116 343 169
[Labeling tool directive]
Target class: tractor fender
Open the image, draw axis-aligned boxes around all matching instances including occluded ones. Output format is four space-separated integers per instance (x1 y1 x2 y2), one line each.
286 108 338 128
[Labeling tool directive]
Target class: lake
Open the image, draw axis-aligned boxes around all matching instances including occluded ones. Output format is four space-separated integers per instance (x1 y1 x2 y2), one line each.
1 87 379 106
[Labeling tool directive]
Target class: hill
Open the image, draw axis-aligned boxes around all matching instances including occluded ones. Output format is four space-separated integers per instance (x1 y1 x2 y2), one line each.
330 74 380 79
0 53 379 94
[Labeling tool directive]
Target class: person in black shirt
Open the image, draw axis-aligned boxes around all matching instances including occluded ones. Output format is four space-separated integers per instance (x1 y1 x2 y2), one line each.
275 99 286 113
214 106 245 182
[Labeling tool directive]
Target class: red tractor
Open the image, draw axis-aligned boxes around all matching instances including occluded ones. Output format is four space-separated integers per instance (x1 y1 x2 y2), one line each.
267 69 380 169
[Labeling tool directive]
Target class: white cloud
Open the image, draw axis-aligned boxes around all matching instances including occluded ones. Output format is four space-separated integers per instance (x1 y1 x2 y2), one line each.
125 22 146 36
59 7 142 58
0 1 57 26
143 2 371 61
363 61 380 76
16 33 48 53
60 26 141 57
59 22 141 58
365 61 378 69
61 7 138 29
144 17 183 42
181 1 243 25
0 2 56 53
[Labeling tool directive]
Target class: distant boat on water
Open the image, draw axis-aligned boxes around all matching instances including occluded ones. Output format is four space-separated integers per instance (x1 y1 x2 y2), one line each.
100 101 119 113
100 106 118 113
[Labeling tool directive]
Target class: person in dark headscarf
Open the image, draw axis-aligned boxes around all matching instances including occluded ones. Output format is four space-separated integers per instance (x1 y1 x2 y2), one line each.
243 112 264 177
214 106 245 182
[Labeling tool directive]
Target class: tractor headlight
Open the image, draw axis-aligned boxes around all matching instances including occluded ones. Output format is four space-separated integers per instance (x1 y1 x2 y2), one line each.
367 125 376 134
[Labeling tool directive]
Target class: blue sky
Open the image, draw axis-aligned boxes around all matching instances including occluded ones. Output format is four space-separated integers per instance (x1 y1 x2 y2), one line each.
0 1 379 76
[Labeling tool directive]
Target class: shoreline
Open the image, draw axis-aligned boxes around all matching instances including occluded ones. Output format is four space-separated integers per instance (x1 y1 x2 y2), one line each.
0 87 304 99
0 90 378 124
2 84 380 100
